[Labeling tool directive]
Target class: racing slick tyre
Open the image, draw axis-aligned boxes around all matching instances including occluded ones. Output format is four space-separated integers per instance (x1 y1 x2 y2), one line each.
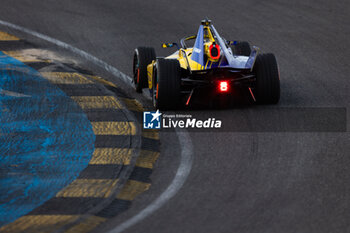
153 58 181 110
233 41 251 56
133 47 156 93
253 53 280 104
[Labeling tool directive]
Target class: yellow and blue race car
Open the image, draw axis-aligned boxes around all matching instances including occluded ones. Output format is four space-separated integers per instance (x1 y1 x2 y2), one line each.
133 19 280 109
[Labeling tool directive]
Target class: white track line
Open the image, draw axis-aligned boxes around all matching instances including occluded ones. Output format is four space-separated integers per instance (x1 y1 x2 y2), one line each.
0 19 132 84
108 128 194 233
0 19 194 233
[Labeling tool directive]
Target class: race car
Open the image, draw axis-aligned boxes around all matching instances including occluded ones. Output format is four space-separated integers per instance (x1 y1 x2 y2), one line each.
133 19 280 109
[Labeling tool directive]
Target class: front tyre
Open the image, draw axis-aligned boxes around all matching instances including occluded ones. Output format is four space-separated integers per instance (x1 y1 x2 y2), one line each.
253 53 280 104
153 59 182 110
133 47 156 93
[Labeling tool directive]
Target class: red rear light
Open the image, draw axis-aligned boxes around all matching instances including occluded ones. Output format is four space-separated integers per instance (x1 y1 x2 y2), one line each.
219 81 229 92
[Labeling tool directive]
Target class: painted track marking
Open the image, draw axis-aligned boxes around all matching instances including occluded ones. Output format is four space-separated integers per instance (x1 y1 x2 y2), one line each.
0 19 194 233
107 128 194 233
0 51 96 226
0 20 131 84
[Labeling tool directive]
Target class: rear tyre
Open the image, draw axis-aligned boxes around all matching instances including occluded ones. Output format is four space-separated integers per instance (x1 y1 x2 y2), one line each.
153 59 182 110
133 47 156 93
253 53 280 104
233 41 251 56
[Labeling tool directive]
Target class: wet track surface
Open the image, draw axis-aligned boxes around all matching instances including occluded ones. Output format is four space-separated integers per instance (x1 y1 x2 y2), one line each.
0 0 349 232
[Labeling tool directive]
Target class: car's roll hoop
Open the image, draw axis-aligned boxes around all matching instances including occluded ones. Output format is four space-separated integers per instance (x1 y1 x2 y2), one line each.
201 18 212 26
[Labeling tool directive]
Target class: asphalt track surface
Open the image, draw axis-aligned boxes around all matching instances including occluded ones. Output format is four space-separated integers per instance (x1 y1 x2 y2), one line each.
1 0 349 233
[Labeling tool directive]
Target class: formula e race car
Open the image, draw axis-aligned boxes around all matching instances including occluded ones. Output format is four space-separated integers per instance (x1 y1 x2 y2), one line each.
133 19 280 109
